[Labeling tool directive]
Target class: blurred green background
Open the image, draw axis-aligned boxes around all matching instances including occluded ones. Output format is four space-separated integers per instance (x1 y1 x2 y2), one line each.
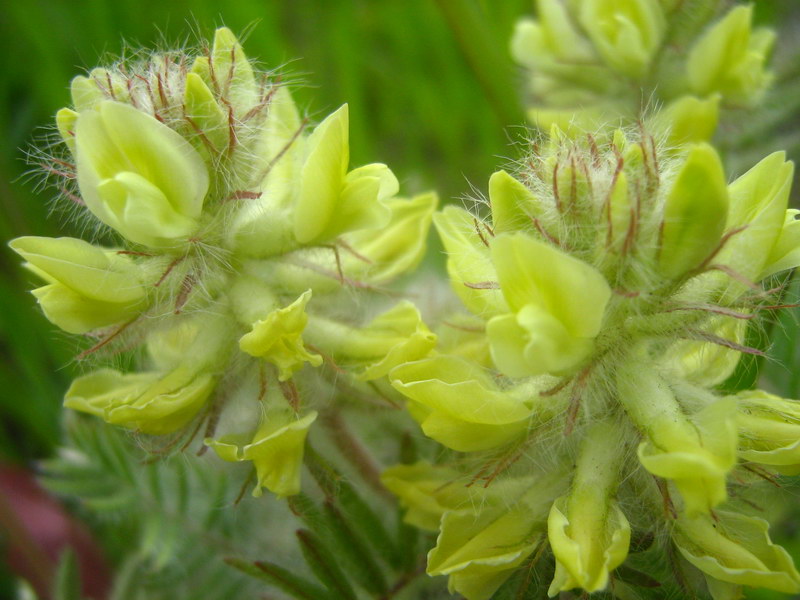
1 1 800 598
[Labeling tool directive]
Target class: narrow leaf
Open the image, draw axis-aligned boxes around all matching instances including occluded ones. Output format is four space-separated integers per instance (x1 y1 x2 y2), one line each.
322 501 388 595
225 558 329 600
336 480 403 568
296 529 357 600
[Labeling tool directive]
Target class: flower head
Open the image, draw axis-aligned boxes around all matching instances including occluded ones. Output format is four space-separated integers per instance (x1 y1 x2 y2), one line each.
511 1 774 141
11 27 436 498
387 126 800 597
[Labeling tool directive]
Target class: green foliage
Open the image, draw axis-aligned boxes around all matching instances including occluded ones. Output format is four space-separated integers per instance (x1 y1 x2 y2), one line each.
38 414 450 599
39 417 259 599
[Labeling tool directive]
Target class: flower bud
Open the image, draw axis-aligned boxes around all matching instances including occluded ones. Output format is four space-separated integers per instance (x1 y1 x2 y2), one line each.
658 143 728 279
433 206 507 317
656 94 720 147
718 151 794 282
183 72 229 153
604 170 633 254
56 108 79 153
510 1 594 71
687 6 774 105
70 75 105 111
577 0 666 79
488 170 539 234
762 209 800 278
206 27 258 113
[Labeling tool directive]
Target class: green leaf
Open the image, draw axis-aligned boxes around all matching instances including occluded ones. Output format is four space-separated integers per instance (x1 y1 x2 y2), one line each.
320 501 389 595
225 558 329 600
336 480 403 569
295 529 357 600
304 448 403 569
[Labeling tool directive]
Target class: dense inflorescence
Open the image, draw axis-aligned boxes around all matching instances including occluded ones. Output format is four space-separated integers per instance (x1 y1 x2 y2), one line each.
511 0 774 144
11 8 800 600
384 127 800 599
10 28 438 498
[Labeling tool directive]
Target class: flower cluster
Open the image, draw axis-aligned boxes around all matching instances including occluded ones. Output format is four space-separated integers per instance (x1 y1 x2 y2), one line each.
511 0 774 143
384 128 800 598
10 28 437 498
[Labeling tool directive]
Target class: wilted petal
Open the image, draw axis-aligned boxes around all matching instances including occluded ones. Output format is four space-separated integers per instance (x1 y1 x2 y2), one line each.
207 409 317 498
239 290 322 381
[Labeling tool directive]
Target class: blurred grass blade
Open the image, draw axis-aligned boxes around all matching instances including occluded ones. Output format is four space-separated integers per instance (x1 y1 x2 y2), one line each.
53 549 83 600
434 0 524 127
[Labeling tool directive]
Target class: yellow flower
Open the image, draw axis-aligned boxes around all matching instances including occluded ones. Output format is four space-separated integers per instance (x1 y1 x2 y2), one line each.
390 355 532 452
618 365 736 516
74 101 209 247
207 409 317 498
674 510 800 594
380 461 472 531
304 301 436 381
547 421 630 595
238 290 322 381
9 236 145 334
427 474 564 600
65 366 215 435
487 233 611 376
293 105 398 245
735 390 800 474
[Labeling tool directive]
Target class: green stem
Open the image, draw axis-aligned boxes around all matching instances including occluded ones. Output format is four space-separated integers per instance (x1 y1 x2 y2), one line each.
320 410 393 501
